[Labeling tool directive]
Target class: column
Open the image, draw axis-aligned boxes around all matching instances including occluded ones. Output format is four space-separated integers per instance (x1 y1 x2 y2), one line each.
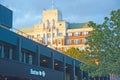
1 45 4 58
18 38 22 62
76 68 82 80
36 45 40 66
63 56 66 80
50 52 54 69
70 60 75 80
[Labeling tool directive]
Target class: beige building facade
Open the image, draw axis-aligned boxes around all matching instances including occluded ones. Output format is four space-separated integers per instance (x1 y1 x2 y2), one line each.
18 9 92 52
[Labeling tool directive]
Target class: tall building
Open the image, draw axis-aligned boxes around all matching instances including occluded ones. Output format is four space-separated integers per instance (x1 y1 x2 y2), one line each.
18 9 92 52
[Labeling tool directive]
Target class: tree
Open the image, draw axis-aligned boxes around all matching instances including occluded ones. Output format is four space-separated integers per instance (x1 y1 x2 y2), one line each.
63 47 87 61
80 9 120 77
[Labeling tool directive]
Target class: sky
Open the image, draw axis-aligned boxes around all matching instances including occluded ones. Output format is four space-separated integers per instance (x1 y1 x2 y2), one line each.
0 0 120 28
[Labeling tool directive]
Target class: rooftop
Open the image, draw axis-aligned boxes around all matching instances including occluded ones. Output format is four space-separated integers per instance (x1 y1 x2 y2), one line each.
68 23 86 29
18 27 34 33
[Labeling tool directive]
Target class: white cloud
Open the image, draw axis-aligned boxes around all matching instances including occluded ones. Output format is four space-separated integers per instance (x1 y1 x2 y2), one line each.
14 13 41 28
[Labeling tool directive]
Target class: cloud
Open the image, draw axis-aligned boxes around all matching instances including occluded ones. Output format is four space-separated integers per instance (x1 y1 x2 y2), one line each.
14 12 41 28
1 0 120 28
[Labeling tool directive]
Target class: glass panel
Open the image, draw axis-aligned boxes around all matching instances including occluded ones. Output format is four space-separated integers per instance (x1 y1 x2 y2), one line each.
0 44 2 58
66 40 72 45
4 46 9 59
74 39 80 44
29 54 32 65
68 33 72 36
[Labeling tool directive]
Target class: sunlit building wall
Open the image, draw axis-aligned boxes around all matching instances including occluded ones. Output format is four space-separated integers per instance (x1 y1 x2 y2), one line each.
18 9 92 52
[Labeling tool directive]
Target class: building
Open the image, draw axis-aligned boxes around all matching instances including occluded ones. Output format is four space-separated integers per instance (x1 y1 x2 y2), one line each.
0 4 109 80
18 9 92 52
0 4 12 28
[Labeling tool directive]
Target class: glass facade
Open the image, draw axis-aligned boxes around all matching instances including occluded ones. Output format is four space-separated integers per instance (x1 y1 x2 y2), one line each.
0 44 14 60
21 50 33 65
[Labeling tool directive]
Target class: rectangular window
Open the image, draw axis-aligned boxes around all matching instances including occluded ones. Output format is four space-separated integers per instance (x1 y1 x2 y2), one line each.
43 33 45 38
66 40 72 45
53 33 55 38
57 48 61 52
74 39 80 44
82 39 88 43
67 32 72 36
82 31 88 36
58 39 61 44
74 32 80 36
47 33 51 38
43 23 45 29
58 33 63 36
21 50 33 65
22 51 26 63
37 34 40 38
28 35 32 39
28 55 33 65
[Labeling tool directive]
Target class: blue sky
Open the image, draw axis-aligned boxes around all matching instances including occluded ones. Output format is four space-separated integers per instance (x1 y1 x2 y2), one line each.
0 0 120 28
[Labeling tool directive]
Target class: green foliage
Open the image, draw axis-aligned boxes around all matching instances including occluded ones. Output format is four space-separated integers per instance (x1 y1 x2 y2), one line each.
63 47 86 61
80 9 120 77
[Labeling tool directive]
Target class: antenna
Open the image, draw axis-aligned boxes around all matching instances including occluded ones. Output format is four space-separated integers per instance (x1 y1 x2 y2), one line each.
52 0 54 9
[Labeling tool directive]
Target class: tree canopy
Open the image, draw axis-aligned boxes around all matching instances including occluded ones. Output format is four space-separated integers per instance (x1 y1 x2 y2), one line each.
63 47 87 62
80 9 120 77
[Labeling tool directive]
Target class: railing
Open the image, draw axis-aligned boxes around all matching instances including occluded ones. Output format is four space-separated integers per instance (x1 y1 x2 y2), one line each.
0 25 41 43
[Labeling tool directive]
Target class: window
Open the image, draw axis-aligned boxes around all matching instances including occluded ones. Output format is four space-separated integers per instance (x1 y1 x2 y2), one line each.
74 39 80 44
43 33 45 38
59 24 62 26
57 48 61 52
58 33 63 36
74 32 80 36
42 38 46 44
53 33 55 38
67 33 72 36
43 23 45 29
58 39 61 44
52 19 55 27
82 39 88 43
21 50 33 65
22 52 26 63
47 41 51 45
66 40 72 45
28 35 32 39
47 33 51 38
37 34 40 40
47 20 50 28
82 31 88 36
28 55 33 65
